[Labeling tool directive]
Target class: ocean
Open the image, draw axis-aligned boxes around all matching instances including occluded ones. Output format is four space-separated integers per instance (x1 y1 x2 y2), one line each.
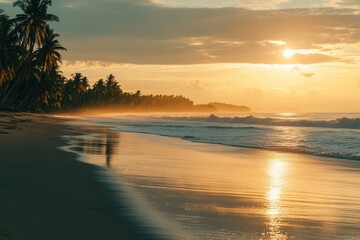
84 112 360 161
63 112 360 240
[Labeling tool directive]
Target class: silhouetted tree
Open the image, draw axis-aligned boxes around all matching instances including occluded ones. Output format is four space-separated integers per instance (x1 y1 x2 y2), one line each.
105 74 122 104
0 10 22 85
0 1 64 111
36 26 66 74
0 5 219 113
13 0 58 55
91 79 107 106
63 73 89 109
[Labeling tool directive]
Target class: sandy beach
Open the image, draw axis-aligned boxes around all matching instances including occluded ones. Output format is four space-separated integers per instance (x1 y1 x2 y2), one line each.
64 118 360 240
1 113 359 240
1 0 359 238
0 113 163 240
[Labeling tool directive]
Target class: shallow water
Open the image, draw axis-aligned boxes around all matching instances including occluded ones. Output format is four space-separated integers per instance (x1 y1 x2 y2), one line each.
63 124 360 240
83 112 360 161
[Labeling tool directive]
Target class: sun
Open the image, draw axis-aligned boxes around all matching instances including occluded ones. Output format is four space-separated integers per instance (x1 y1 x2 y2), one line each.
283 49 294 58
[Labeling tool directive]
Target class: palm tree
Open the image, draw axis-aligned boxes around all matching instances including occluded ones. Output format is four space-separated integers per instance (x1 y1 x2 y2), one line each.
13 0 59 55
1 0 61 111
34 67 65 111
0 10 22 85
0 10 25 109
105 74 122 104
35 26 66 74
63 73 89 109
19 27 66 110
92 79 107 106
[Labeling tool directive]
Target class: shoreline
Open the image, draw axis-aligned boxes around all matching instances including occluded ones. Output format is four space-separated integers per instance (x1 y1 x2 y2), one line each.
99 129 360 164
74 112 360 162
64 120 360 240
0 113 164 240
1 113 359 239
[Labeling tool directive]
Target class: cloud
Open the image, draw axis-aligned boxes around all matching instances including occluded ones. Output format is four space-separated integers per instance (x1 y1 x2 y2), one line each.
61 36 341 65
151 0 290 9
328 0 360 8
63 61 115 68
291 66 301 72
53 2 360 43
340 0 360 4
291 66 316 78
187 79 204 91
4 0 358 65
301 72 316 78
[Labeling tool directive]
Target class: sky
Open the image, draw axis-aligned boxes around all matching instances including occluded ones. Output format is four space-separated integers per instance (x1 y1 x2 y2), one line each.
1 0 360 112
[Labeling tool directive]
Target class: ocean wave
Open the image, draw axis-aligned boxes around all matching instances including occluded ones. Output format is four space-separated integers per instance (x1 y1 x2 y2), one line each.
182 135 196 140
178 136 360 161
205 125 260 130
165 115 360 130
124 123 263 130
102 114 360 162
117 128 360 161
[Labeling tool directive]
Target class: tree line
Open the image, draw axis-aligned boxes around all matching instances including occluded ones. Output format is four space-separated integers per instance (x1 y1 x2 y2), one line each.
0 1 215 113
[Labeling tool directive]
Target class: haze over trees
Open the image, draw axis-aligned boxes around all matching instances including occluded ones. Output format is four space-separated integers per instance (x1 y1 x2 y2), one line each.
0 1 250 113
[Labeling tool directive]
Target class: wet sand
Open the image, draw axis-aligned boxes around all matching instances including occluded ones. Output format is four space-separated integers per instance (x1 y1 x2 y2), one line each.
64 126 360 240
0 113 162 240
1 113 359 240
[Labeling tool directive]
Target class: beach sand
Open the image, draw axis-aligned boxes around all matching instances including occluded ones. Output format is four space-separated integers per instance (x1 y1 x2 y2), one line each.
64 125 360 240
0 113 161 240
1 113 359 240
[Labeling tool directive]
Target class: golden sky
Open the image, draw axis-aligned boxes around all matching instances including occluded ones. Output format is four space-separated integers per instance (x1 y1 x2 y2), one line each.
2 0 359 112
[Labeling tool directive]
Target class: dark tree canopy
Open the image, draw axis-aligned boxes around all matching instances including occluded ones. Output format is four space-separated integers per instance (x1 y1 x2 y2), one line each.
0 4 219 113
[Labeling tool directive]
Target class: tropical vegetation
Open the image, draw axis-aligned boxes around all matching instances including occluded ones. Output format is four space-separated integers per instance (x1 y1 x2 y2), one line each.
0 1 248 113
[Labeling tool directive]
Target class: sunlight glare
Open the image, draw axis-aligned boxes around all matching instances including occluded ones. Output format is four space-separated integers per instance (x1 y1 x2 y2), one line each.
278 112 296 117
283 49 294 58
264 159 288 240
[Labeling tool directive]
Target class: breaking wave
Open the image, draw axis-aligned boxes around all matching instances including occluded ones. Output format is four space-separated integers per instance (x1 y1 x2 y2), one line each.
93 113 360 162
166 114 360 129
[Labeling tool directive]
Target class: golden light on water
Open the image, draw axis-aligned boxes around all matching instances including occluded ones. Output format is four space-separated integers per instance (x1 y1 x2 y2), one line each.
263 159 288 240
277 112 297 118
66 130 360 239
267 160 286 216
275 126 305 150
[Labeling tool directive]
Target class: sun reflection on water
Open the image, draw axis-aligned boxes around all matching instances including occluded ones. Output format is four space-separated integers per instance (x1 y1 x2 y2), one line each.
263 159 288 240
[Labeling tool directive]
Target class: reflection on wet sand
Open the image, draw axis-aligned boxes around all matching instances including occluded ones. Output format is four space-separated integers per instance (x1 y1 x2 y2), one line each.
263 159 288 240
64 130 360 240
67 128 119 167
105 131 119 167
